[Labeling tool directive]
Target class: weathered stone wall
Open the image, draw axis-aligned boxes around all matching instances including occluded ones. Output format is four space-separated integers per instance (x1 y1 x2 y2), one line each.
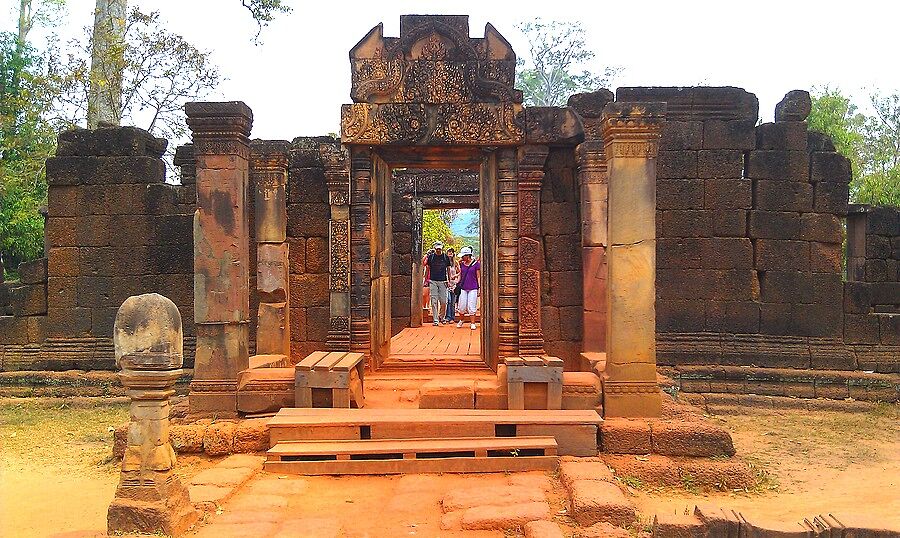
541 147 583 367
844 204 900 369
616 87 899 373
285 138 332 359
0 126 195 371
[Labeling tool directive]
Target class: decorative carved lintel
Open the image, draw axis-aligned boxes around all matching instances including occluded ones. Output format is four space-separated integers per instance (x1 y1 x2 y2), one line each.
341 102 525 146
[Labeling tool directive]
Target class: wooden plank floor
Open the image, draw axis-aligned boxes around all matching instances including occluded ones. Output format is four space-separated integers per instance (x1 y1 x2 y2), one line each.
384 325 483 369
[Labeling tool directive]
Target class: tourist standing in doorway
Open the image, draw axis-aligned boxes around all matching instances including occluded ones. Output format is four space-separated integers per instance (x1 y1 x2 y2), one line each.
424 242 451 326
456 246 481 330
445 247 459 323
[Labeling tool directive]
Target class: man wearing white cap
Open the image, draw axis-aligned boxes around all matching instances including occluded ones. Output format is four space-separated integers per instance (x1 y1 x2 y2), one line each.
423 241 451 326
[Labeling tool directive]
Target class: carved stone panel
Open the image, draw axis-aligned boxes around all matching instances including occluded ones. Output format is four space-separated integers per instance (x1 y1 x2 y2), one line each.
329 220 350 293
340 103 524 146
349 15 521 105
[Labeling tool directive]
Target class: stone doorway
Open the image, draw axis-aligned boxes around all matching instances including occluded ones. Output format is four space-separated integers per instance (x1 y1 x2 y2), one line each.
384 171 485 370
361 155 500 372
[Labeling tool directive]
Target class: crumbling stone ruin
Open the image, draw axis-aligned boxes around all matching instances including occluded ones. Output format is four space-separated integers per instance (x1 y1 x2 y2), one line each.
0 15 897 412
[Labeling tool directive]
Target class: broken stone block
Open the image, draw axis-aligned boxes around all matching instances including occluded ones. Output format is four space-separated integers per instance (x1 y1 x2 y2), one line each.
567 479 636 527
650 420 736 457
600 419 652 454
775 89 812 122
203 421 236 456
460 501 551 530
559 458 615 489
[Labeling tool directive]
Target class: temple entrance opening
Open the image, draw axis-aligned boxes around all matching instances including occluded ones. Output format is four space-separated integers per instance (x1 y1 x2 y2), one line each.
384 170 485 371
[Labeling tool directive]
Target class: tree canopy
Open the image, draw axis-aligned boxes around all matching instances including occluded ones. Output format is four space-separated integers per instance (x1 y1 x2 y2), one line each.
0 32 58 268
514 19 619 107
809 87 900 206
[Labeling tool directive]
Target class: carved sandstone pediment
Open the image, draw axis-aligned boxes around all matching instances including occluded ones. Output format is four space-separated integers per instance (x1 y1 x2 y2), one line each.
343 16 525 146
349 15 522 105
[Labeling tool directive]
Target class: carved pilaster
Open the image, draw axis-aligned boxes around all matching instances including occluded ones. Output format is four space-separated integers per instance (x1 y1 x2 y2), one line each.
322 143 351 351
600 101 665 418
251 140 291 359
576 140 609 354
517 145 549 356
497 148 519 358
348 147 372 358
186 101 253 414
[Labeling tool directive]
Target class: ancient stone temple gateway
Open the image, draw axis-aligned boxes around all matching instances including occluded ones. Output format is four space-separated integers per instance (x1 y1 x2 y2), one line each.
179 14 670 419
1 15 899 460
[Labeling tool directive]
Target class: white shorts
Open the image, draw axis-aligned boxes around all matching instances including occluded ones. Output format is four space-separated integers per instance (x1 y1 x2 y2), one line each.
457 289 479 315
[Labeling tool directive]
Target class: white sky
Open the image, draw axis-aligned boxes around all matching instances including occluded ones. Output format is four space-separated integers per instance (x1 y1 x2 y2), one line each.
6 0 900 141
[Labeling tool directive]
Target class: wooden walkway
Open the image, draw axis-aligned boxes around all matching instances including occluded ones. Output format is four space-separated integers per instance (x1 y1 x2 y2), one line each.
384 325 484 369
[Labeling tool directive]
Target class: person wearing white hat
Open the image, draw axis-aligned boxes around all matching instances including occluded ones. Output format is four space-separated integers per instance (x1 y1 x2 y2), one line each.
423 241 451 326
455 246 480 330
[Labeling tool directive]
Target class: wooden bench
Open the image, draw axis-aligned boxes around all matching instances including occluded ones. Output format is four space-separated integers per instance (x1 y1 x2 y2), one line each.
294 351 365 408
505 356 564 410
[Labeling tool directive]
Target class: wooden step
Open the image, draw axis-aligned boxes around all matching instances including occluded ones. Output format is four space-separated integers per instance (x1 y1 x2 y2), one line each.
267 408 601 457
264 436 558 475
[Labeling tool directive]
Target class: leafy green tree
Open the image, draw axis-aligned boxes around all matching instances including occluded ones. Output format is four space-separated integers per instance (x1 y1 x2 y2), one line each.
0 32 59 269
422 210 456 253
808 86 866 175
858 93 900 206
514 19 619 107
809 87 900 207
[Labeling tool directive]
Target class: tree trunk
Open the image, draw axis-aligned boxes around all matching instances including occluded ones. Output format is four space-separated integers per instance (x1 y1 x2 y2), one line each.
87 0 126 128
18 0 31 46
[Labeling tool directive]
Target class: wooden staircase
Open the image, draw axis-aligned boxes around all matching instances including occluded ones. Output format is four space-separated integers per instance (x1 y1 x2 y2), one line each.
265 408 602 474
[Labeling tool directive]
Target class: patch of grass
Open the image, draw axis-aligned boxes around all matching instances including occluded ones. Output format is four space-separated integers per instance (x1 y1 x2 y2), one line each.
620 475 643 490
679 471 699 494
719 405 900 466
0 399 128 473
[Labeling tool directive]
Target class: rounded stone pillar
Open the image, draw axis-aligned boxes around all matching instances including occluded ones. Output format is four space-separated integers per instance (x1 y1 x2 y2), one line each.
107 293 198 536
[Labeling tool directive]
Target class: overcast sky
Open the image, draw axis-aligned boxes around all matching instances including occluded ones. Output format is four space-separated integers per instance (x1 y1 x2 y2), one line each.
6 0 899 141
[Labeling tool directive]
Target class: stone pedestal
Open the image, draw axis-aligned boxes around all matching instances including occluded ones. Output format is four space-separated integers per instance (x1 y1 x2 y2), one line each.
186 101 253 413
251 140 291 358
601 102 666 417
107 293 198 536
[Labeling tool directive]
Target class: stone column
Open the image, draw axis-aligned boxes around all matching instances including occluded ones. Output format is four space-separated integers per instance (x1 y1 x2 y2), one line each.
410 198 424 328
497 148 519 358
600 102 665 417
576 141 609 354
107 293 197 536
186 101 253 413
251 140 291 359
322 143 351 351
571 90 614 356
349 147 372 359
517 145 549 356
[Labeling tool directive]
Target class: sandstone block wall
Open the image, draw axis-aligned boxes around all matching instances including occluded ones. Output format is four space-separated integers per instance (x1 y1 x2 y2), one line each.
541 147 584 364
286 138 332 359
0 127 195 371
617 87 899 373
844 205 900 369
